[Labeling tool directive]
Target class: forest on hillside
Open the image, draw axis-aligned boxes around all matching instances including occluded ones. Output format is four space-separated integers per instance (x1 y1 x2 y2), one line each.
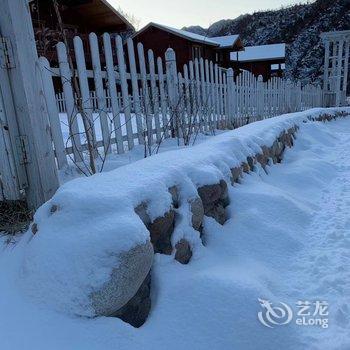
184 0 350 85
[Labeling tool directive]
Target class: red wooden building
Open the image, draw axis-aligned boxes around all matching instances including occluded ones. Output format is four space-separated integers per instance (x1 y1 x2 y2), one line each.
29 0 134 65
132 22 244 72
230 43 286 81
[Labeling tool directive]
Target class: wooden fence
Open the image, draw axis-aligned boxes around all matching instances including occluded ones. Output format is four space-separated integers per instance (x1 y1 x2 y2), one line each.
55 90 141 114
0 0 325 210
38 32 323 172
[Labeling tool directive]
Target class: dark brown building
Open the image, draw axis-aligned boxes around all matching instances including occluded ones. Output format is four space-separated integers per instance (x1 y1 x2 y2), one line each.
132 22 244 72
231 43 286 81
29 0 134 65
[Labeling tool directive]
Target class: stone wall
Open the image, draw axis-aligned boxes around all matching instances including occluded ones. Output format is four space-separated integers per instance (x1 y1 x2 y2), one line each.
125 112 348 327
29 111 348 328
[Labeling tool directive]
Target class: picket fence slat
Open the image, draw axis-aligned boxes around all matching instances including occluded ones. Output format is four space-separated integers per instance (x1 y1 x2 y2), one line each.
127 37 144 145
103 33 124 154
148 49 162 143
73 36 97 159
116 35 134 150
89 32 111 154
38 57 67 169
157 57 169 137
56 42 83 163
138 43 152 146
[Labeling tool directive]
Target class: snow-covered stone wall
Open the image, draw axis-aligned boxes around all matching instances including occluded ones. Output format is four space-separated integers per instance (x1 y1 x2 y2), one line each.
21 107 349 327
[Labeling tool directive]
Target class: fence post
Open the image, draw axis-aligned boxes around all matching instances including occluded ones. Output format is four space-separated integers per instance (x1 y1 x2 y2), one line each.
257 75 264 119
165 48 179 137
0 0 59 209
227 68 234 127
296 81 302 111
286 79 292 112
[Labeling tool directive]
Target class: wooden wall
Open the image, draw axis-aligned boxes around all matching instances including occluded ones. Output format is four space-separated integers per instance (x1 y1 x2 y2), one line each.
132 26 217 72
231 59 285 81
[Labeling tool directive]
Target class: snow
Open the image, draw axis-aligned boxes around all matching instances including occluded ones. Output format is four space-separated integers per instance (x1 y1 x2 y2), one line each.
210 34 240 48
136 23 219 46
230 43 286 62
136 23 239 49
1 108 350 349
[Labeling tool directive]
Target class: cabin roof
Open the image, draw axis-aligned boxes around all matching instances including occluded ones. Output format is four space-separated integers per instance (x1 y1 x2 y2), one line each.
230 43 286 62
134 22 242 49
134 22 219 46
99 0 135 30
211 35 240 48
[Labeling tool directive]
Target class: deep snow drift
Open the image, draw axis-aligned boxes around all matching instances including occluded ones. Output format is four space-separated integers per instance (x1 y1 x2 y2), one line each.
1 114 350 349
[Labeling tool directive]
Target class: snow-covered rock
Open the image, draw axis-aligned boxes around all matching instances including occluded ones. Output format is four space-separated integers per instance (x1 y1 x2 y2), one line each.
90 241 153 317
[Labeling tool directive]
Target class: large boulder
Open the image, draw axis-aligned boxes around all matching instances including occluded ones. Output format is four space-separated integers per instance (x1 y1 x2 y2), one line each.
112 271 152 328
91 241 154 317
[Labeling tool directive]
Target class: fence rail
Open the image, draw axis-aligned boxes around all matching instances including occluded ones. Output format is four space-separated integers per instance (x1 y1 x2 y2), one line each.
38 32 323 173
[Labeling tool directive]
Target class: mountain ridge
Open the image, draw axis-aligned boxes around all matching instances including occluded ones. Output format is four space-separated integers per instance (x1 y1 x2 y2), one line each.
183 0 350 85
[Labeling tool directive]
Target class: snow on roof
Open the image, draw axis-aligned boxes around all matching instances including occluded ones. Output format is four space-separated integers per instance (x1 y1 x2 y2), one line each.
135 22 219 46
230 43 286 62
134 23 240 48
210 35 240 48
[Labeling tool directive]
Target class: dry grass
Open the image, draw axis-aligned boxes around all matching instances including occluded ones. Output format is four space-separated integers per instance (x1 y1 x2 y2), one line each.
0 200 32 235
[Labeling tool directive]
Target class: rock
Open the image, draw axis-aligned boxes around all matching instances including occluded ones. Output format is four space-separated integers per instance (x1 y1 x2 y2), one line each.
112 271 152 328
168 186 179 208
261 145 271 158
197 183 222 204
134 202 151 226
285 133 293 147
50 204 58 214
205 202 226 225
197 180 229 225
90 241 153 317
230 167 242 184
272 140 284 162
135 203 175 254
256 153 268 169
247 156 255 170
287 127 295 137
148 210 175 254
241 162 250 173
219 180 229 207
189 197 204 231
175 239 192 264
31 223 38 235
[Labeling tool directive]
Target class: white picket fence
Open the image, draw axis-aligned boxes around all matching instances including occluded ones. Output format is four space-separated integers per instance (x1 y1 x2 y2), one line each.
55 90 141 114
38 32 323 171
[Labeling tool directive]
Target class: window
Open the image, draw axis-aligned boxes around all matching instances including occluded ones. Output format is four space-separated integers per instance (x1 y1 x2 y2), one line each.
192 45 202 60
271 63 286 71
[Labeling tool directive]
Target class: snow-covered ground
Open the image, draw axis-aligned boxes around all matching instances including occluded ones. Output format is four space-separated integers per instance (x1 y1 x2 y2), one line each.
1 116 350 349
58 111 228 184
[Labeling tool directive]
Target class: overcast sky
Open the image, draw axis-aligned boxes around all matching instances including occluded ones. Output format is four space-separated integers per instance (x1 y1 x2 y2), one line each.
109 0 311 29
